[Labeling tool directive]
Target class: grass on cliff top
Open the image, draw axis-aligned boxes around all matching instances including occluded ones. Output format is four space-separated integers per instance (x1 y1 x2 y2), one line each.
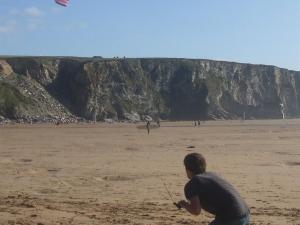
0 81 31 118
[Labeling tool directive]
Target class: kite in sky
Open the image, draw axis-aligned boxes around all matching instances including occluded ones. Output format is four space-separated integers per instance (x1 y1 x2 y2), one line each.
55 0 69 7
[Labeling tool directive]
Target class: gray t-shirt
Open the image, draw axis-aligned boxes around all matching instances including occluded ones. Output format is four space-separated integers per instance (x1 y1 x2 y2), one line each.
184 172 249 222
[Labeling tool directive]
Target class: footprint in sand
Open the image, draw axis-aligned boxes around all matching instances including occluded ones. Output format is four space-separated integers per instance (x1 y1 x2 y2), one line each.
20 158 32 163
275 151 300 156
256 163 278 167
47 168 61 173
187 145 195 149
39 188 59 194
103 175 135 181
285 161 300 166
125 147 139 151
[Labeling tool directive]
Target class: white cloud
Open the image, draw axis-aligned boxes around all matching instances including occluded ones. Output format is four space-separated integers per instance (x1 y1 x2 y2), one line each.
25 7 44 17
0 20 17 34
0 7 45 33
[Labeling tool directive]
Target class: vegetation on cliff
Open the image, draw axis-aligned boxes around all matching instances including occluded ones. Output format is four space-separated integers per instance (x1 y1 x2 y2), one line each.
0 81 31 119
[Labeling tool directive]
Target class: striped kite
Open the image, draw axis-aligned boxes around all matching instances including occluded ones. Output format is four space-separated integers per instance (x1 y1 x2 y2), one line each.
55 0 69 7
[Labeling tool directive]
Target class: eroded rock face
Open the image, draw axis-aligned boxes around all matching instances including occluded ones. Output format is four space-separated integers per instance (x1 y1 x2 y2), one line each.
6 57 59 85
0 56 299 122
0 60 13 77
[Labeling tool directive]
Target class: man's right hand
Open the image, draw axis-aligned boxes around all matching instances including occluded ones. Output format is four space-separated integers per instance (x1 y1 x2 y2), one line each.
174 202 182 209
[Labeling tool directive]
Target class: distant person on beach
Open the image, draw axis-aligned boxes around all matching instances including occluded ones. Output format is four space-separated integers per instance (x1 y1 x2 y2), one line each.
156 119 160 127
197 120 201 126
177 153 250 225
146 121 150 134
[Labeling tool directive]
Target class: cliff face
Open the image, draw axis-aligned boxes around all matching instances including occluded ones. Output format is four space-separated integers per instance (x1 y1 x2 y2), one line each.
0 56 299 122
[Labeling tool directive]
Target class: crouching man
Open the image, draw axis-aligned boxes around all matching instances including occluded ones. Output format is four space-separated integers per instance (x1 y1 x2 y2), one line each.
177 153 250 225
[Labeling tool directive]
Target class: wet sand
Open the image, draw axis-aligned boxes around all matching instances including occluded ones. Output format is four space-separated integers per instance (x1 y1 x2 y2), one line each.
0 120 299 225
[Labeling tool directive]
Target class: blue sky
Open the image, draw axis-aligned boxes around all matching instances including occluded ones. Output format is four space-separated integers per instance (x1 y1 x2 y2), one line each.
0 0 299 70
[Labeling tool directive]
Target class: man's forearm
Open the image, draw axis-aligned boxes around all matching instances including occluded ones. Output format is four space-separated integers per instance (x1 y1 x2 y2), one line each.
180 201 201 215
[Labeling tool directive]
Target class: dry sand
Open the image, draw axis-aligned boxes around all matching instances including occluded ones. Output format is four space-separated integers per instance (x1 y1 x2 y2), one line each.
0 120 299 225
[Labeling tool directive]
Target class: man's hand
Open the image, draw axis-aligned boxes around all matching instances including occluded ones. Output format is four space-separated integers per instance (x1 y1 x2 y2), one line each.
177 200 189 209
177 197 201 215
173 202 181 209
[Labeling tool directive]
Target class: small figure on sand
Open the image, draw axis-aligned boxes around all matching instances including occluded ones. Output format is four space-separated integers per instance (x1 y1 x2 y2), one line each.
280 103 285 119
146 121 150 134
156 119 160 127
176 153 250 225
197 120 201 126
194 121 197 127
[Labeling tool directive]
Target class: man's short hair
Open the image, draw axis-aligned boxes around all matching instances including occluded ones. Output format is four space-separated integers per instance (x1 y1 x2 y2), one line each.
184 153 206 174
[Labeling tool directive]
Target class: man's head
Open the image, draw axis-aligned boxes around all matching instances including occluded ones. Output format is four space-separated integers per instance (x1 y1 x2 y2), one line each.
184 153 206 178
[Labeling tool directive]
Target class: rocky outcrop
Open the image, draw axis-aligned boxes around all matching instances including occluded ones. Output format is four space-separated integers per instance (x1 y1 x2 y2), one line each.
0 60 13 77
0 58 75 122
0 56 299 122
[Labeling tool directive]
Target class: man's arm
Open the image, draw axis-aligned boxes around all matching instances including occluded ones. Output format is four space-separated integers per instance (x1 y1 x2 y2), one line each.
178 196 201 215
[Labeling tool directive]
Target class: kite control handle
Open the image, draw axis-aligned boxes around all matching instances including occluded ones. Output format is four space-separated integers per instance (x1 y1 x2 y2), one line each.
174 202 181 209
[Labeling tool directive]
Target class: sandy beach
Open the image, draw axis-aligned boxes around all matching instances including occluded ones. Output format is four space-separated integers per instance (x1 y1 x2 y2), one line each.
0 120 299 225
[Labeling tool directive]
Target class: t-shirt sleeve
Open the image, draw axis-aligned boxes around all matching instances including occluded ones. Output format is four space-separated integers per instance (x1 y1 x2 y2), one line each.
184 178 198 200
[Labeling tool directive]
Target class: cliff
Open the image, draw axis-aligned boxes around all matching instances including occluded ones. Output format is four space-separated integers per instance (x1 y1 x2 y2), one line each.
0 56 299 122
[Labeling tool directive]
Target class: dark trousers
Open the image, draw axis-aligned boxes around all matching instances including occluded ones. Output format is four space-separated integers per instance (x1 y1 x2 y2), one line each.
209 213 250 225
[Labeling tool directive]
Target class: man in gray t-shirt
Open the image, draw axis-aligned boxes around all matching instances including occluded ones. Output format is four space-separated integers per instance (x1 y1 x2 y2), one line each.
177 153 250 225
